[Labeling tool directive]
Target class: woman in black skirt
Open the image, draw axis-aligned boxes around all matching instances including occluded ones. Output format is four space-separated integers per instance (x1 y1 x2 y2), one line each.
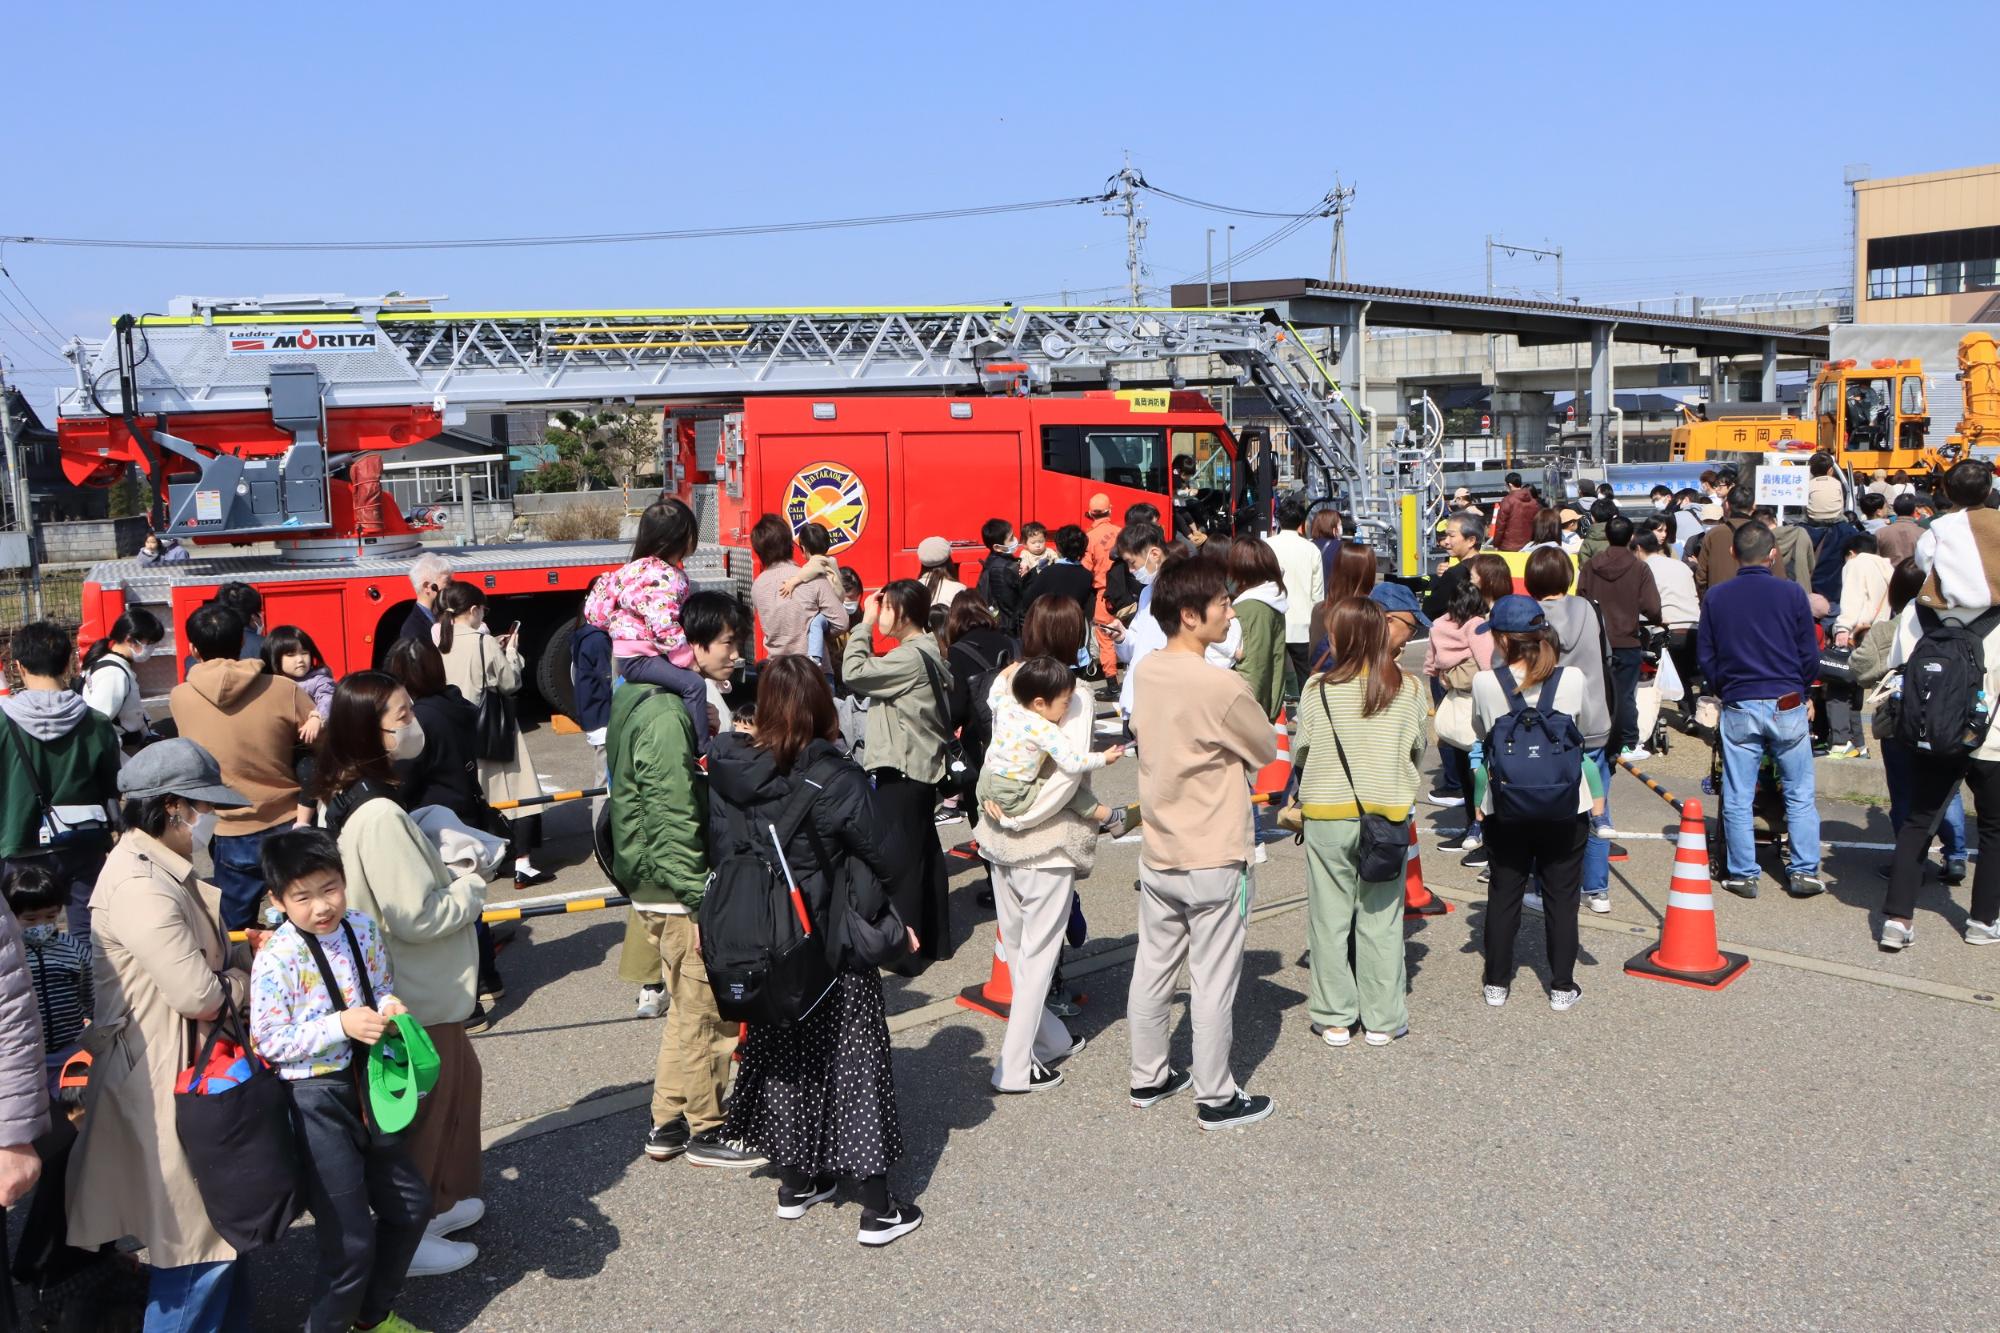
710 655 924 1246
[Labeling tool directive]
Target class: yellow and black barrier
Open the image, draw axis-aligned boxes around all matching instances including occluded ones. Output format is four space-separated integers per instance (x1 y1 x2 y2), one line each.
230 889 630 942
1617 757 1687 814
488 786 607 812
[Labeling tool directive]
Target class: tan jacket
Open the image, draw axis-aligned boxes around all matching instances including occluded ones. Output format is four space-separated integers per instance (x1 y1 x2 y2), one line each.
336 798 484 1026
169 660 315 833
438 624 541 814
1131 649 1278 871
68 830 251 1267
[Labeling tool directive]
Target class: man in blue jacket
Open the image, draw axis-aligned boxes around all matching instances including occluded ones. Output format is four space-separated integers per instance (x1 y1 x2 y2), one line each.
1697 521 1823 899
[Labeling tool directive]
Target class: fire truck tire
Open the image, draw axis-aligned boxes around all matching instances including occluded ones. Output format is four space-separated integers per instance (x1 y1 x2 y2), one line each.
537 614 580 718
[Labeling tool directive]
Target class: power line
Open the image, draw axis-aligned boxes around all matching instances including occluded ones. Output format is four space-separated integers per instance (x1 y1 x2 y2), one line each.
0 192 1118 253
0 253 66 344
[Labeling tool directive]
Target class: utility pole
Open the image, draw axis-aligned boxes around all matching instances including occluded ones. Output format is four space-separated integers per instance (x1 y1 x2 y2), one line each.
1226 225 1235 306
1205 229 1215 306
1324 178 1355 283
1103 153 1148 306
0 364 42 618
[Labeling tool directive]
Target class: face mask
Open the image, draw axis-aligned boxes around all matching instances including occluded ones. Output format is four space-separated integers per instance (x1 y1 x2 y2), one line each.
1654 498 1669 511
21 923 58 947
999 539 1019 556
180 808 218 852
133 644 154 662
1134 563 1157 587
390 719 425 761
844 601 860 618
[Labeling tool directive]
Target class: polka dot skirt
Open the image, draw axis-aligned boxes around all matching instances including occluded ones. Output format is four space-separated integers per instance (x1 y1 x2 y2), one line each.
727 968 903 1179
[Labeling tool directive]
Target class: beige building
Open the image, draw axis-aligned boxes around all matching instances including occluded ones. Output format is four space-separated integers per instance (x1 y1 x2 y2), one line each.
1855 163 2000 323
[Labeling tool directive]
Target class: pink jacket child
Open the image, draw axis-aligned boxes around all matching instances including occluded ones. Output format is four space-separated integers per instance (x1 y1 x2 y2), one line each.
1423 611 1489 679
584 553 713 747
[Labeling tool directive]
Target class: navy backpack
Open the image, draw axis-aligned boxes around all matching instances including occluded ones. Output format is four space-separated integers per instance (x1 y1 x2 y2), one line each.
1486 666 1586 822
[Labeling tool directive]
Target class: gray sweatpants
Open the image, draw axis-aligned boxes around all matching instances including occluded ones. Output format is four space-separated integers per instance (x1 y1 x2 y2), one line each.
987 862 1077 1089
1128 861 1250 1107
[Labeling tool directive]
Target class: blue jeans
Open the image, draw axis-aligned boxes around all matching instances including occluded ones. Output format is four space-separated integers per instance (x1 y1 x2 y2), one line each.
1719 699 1820 879
807 612 830 669
1881 741 1967 857
1582 749 1611 896
209 826 282 930
146 1259 251 1333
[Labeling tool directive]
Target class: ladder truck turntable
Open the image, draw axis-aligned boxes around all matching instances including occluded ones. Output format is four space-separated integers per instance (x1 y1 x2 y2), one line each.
53 294 1425 712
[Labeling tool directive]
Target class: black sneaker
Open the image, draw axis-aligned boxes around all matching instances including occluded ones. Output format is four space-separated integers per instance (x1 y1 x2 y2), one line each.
996 1062 1063 1094
462 1002 492 1035
776 1176 838 1220
478 971 505 1004
644 1116 691 1162
1436 829 1469 851
1129 1069 1193 1108
1461 846 1490 869
1053 1031 1087 1063
1197 1092 1276 1131
684 1128 769 1169
857 1200 924 1247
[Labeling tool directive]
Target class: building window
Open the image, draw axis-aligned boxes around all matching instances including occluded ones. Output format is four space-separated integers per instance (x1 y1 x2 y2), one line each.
1866 224 2000 300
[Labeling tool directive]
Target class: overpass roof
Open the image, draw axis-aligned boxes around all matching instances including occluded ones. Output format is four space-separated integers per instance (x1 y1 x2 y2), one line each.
1169 278 1831 358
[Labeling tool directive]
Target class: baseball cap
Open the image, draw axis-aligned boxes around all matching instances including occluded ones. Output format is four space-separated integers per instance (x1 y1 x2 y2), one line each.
117 739 249 807
916 536 952 566
368 1013 442 1134
1475 594 1548 635
1558 507 1582 524
1697 502 1723 522
1369 581 1432 629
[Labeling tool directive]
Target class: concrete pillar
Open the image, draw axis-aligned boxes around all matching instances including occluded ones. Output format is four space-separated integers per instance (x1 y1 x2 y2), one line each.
1708 356 1725 405
1760 338 1778 403
1589 324 1613 462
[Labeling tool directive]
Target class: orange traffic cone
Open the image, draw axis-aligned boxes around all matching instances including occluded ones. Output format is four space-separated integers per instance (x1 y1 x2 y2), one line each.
1405 820 1450 915
1254 707 1291 797
956 924 1014 1020
1625 798 1750 990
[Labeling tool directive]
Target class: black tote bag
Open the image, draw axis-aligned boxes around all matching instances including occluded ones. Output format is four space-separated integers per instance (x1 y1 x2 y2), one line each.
172 989 304 1252
473 636 519 763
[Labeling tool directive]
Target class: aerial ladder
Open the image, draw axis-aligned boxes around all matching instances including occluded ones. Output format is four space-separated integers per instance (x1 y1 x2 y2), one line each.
53 295 1426 566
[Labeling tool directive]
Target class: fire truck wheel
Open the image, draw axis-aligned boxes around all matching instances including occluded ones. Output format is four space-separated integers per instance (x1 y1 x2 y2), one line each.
538 614 580 717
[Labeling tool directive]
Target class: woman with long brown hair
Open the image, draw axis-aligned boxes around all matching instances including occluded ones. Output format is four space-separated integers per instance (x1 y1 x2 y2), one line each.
1430 553 1514 861
709 655 922 1245
1292 598 1427 1047
1470 596 1594 1013
1309 541 1378 671
312 671 488 1274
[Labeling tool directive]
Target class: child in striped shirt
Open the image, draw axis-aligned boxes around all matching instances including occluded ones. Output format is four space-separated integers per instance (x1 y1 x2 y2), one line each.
4 862 92 1081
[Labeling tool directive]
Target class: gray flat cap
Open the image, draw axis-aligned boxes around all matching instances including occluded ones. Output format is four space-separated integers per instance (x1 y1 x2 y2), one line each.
117 739 251 807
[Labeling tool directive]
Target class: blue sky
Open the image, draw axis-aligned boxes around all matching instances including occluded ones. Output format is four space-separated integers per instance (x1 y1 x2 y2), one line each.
0 0 1983 401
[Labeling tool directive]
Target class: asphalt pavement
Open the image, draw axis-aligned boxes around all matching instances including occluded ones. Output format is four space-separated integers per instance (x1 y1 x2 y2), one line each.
87 703 1999 1329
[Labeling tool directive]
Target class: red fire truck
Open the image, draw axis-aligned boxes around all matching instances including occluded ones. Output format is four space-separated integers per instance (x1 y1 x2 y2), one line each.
55 298 1353 710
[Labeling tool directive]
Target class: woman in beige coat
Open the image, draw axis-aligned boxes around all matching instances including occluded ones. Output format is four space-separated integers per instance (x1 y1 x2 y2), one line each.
68 739 257 1330
434 582 548 887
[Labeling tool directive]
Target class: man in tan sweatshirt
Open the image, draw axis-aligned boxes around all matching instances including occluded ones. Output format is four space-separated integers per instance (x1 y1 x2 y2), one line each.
1127 555 1278 1131
168 603 319 928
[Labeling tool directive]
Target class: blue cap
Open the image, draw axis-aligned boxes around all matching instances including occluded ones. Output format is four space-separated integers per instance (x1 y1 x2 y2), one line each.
1475 593 1546 635
1369 581 1431 628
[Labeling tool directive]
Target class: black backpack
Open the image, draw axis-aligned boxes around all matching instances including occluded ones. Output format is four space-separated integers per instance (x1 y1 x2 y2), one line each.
1889 605 2000 759
1485 667 1587 822
698 758 842 1027
956 637 1016 745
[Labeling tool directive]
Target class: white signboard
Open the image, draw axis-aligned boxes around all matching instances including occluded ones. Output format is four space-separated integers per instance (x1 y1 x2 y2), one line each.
1754 465 1807 508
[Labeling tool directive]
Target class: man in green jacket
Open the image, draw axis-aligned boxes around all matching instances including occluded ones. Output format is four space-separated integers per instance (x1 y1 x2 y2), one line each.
0 622 121 941
607 682 763 1171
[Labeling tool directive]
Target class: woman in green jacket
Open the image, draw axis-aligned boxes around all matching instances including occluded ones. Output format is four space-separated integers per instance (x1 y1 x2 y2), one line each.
1293 596 1427 1048
1227 536 1289 721
840 579 954 966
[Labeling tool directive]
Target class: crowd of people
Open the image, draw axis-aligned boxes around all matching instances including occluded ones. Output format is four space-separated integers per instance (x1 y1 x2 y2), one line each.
2 452 1997 1325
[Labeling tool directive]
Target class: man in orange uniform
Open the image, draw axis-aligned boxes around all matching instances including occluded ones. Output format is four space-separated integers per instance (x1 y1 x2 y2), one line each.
1082 493 1121 686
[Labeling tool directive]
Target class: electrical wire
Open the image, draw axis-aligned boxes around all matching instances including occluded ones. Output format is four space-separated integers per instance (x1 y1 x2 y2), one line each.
0 193 1116 253
1138 182 1331 220
0 250 67 345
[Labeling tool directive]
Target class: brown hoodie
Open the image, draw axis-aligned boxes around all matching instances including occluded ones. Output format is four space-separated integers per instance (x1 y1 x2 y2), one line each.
169 659 315 833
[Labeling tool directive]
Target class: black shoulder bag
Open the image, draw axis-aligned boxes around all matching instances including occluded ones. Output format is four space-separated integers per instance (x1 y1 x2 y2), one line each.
173 987 304 1252
1318 681 1411 882
473 635 519 764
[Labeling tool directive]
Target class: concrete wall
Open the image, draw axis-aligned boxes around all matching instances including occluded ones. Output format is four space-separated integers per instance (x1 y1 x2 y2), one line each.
37 516 148 563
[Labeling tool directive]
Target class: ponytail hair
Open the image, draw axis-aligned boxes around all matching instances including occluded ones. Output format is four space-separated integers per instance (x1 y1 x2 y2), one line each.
83 607 165 668
435 582 487 655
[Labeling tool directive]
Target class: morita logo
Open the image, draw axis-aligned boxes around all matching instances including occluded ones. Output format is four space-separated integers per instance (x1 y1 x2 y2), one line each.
225 328 378 356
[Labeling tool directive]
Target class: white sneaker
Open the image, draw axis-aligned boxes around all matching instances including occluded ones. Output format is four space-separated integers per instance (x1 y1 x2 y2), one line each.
1585 893 1612 915
1363 1025 1408 1047
407 1232 477 1277
1253 843 1269 865
1879 919 1915 951
1619 747 1651 763
1483 985 1508 1007
1522 891 1545 915
1962 919 2000 946
1549 987 1582 1012
634 985 668 1019
427 1197 484 1236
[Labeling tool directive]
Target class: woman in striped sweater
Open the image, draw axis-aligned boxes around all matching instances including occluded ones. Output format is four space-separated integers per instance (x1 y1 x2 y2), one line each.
1293 597 1428 1048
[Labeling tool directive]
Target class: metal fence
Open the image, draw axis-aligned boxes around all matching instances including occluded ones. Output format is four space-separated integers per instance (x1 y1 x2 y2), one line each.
0 568 85 633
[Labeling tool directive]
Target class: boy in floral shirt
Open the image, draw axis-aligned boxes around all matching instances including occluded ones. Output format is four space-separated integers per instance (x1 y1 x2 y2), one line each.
251 828 432 1333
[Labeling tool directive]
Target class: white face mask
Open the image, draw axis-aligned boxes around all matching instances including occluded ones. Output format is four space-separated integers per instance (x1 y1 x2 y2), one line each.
181 808 218 853
1654 498 1669 510
132 643 154 662
390 719 425 762
998 538 1019 556
21 923 58 947
844 601 860 618
1134 563 1158 587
